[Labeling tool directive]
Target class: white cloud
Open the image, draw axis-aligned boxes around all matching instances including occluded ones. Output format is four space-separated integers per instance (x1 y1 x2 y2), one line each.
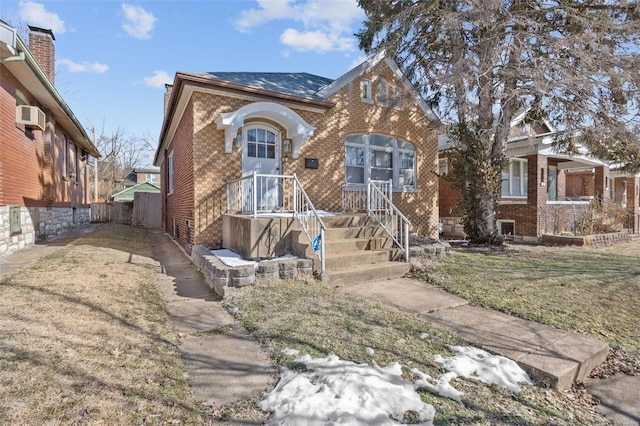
235 0 364 53
142 70 173 88
280 28 355 52
121 3 156 39
18 1 65 34
57 58 108 74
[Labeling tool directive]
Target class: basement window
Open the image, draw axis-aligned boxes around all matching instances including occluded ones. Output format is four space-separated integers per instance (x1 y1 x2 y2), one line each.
9 206 22 235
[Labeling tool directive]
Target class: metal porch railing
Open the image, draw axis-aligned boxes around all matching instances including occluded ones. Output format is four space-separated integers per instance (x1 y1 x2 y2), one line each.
341 179 410 262
226 172 326 274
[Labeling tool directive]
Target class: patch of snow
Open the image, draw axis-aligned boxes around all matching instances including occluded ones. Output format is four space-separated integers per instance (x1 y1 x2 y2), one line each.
259 353 435 426
434 345 533 393
263 254 298 262
225 306 238 316
281 348 300 356
260 346 531 424
412 369 464 404
210 249 255 267
211 249 297 268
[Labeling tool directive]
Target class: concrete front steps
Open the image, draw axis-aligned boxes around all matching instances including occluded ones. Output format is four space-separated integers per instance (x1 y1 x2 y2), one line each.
292 214 411 285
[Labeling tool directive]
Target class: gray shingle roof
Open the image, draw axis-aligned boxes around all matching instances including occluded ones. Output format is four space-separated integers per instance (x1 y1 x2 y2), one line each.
198 72 334 100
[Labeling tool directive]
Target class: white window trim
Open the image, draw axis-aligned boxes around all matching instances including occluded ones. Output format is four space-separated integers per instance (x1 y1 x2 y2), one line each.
62 136 68 179
497 220 515 236
345 134 417 191
361 79 373 103
501 158 528 198
376 77 389 106
393 87 403 111
167 150 175 195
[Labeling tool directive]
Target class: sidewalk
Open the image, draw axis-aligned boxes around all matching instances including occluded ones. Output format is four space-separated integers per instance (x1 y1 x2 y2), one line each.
338 277 640 426
147 230 274 407
1 227 274 412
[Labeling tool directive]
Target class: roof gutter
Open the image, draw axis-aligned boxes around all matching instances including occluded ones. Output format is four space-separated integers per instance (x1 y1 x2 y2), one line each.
154 72 335 166
14 35 100 158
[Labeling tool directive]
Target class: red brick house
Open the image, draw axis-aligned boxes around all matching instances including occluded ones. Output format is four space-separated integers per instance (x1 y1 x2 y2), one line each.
439 111 640 241
154 54 441 266
0 22 100 256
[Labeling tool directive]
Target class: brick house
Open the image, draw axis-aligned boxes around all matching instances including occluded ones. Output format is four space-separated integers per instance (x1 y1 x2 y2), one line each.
122 167 161 188
439 111 640 241
0 22 100 256
153 54 441 262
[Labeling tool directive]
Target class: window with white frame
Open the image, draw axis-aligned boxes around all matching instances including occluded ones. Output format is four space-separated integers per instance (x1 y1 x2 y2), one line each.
501 158 528 197
361 79 372 102
246 127 276 159
345 133 416 190
62 136 68 178
167 150 174 194
393 87 403 110
376 77 389 105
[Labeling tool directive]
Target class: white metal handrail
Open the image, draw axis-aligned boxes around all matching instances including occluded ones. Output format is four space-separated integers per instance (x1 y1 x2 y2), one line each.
226 171 326 274
341 179 392 211
292 174 327 275
367 179 410 262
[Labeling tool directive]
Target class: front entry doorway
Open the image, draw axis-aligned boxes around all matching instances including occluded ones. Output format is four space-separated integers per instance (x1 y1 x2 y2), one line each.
242 124 282 212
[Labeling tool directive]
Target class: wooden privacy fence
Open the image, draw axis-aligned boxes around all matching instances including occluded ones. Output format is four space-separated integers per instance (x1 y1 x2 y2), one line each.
91 193 161 228
132 192 161 228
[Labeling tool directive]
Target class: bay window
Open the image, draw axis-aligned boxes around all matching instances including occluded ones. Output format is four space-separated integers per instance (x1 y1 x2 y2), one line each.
345 133 417 190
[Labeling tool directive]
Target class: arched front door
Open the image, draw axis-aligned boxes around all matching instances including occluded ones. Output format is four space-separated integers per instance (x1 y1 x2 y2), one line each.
241 124 282 211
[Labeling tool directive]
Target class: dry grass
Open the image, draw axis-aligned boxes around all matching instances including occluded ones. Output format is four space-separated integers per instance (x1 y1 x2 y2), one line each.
226 279 608 425
417 241 640 353
0 224 205 425
2 224 635 425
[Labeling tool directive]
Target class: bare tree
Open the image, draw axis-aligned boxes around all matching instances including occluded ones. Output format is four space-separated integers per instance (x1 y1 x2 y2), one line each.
89 123 156 201
357 0 640 243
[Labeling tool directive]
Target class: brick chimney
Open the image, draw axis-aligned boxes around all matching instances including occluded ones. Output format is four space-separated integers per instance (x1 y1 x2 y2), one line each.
28 25 55 85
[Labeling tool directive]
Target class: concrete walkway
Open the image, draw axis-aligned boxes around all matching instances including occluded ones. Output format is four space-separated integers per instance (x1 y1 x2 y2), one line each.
338 277 640 425
1 227 274 411
147 230 273 407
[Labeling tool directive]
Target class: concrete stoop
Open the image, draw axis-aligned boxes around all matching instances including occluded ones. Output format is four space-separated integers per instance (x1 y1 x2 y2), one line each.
190 245 314 297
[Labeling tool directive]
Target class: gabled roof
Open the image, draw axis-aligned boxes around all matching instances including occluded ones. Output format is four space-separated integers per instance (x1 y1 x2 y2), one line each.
197 72 333 100
317 51 439 122
154 53 440 165
111 181 160 201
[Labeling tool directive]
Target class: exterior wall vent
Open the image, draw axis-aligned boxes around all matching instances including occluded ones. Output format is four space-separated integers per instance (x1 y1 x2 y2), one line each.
16 105 46 130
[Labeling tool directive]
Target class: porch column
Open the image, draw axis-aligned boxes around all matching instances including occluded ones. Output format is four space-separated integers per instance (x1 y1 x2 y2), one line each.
529 155 548 237
593 165 610 203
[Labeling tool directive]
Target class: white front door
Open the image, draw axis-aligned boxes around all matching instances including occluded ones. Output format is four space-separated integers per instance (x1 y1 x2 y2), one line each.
242 124 282 211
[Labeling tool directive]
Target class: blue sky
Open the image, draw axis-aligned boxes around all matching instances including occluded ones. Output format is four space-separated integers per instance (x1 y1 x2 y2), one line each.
0 0 367 165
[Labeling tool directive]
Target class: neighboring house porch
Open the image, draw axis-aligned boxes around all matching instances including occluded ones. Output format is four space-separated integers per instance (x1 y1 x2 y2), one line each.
439 118 640 241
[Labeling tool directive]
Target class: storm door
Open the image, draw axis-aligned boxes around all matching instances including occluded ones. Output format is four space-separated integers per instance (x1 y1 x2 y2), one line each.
241 124 282 211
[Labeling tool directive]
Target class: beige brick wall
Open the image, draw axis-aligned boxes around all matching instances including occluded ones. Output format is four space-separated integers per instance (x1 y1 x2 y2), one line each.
177 59 440 249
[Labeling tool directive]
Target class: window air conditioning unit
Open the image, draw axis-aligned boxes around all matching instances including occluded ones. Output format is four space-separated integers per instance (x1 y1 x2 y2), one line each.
16 105 46 131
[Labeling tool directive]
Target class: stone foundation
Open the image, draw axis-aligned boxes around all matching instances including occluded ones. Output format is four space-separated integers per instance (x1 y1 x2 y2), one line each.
190 245 314 297
0 206 90 257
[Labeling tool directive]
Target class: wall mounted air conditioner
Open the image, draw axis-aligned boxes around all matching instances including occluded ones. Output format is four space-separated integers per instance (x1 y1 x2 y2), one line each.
16 105 46 131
